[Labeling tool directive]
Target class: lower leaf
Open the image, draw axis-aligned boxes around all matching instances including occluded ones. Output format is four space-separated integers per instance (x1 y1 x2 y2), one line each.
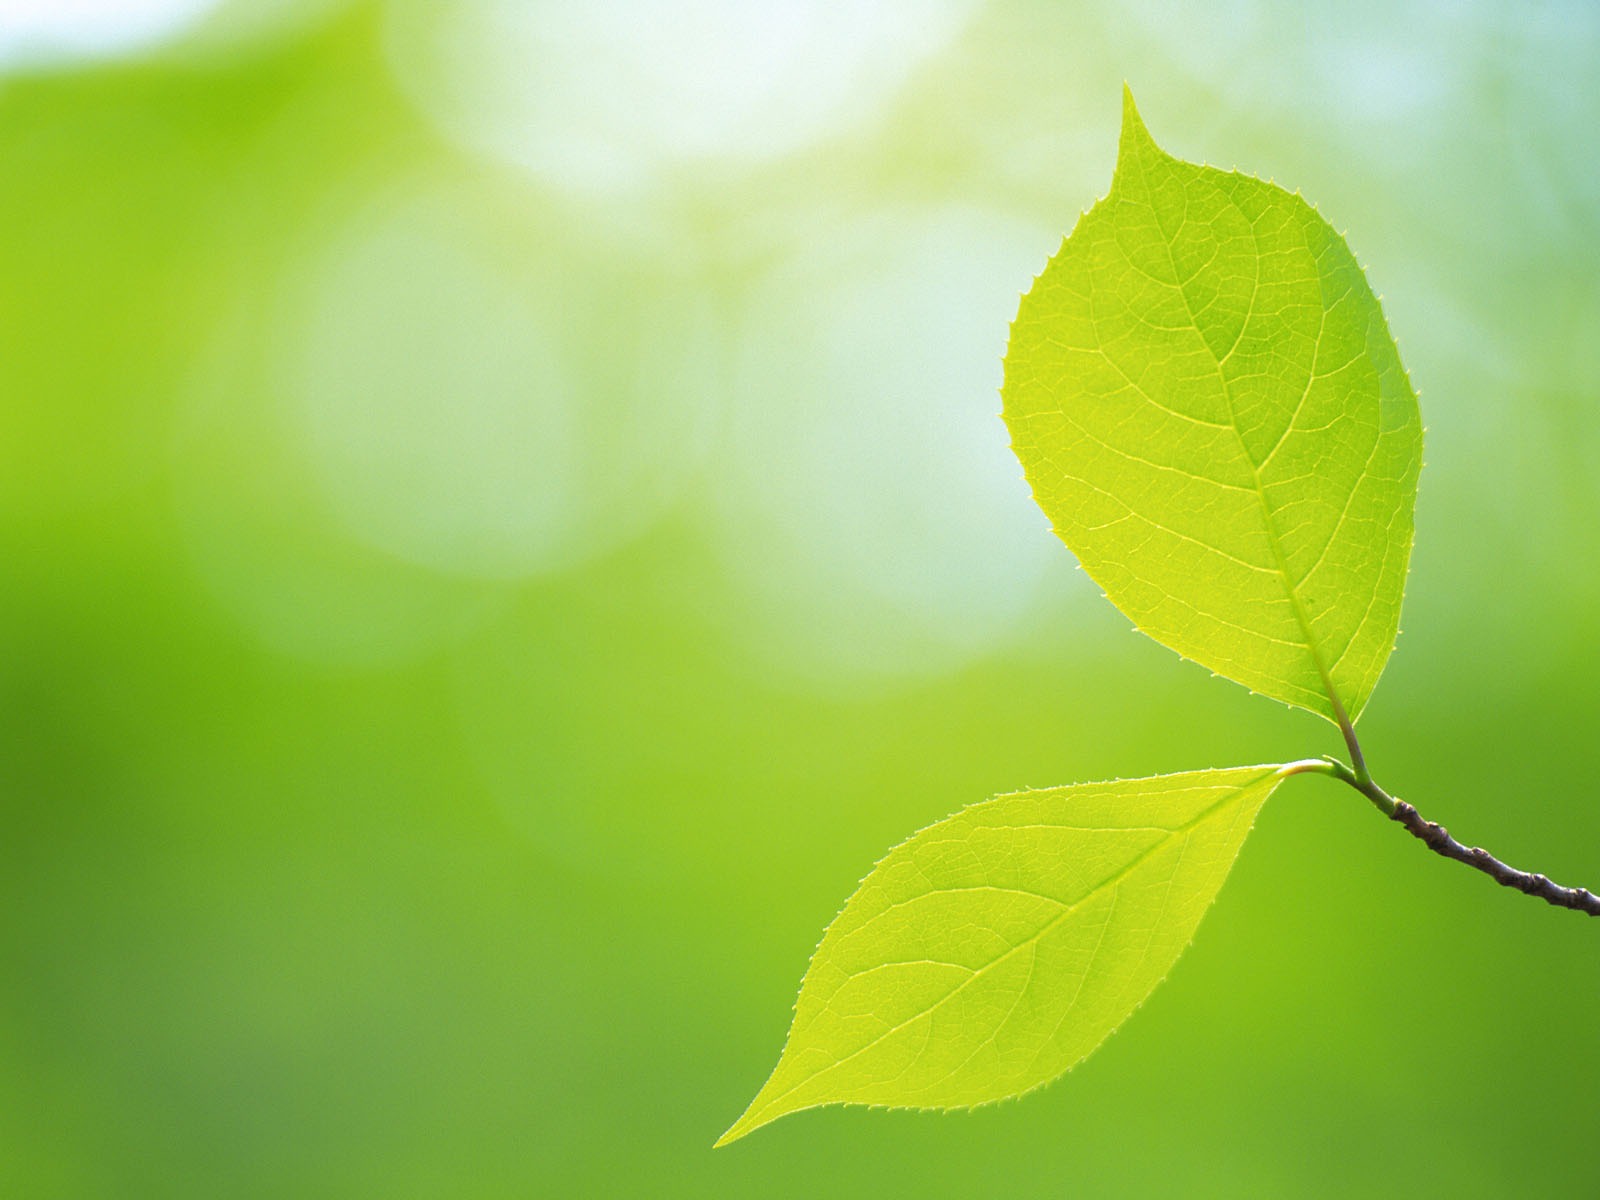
717 764 1289 1145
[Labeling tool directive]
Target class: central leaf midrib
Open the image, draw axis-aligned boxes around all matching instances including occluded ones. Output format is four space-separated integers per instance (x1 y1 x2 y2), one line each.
748 770 1276 1121
1134 151 1343 720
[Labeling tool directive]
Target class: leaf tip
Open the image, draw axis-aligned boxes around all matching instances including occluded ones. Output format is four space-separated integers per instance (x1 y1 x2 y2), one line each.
716 1055 813 1147
1118 83 1158 160
714 1096 772 1148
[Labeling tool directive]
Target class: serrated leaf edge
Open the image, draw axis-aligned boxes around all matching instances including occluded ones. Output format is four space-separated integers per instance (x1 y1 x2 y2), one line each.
715 763 1289 1146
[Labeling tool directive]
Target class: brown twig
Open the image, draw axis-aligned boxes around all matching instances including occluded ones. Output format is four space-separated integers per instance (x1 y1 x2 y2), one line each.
1387 798 1600 916
1297 754 1600 918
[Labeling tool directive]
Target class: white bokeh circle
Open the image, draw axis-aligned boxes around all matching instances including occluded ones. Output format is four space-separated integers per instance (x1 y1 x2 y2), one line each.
0 0 222 67
277 177 722 582
712 204 1063 689
382 0 980 197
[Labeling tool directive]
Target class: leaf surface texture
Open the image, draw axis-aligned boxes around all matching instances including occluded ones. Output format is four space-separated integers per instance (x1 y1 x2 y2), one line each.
1003 89 1421 721
719 765 1285 1144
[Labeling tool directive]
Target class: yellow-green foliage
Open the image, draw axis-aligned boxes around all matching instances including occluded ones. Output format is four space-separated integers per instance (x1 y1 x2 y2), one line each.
725 90 1424 1145
721 767 1285 1144
1005 88 1420 723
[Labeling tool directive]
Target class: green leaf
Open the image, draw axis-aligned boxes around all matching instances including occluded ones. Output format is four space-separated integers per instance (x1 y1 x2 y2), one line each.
717 765 1287 1145
1002 88 1421 723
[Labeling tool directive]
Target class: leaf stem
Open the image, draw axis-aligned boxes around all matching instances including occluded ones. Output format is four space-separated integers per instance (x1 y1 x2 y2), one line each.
1314 755 1394 816
1311 757 1600 917
1329 695 1370 785
1276 758 1342 779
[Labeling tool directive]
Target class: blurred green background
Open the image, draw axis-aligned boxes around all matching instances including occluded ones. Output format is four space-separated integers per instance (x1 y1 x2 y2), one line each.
3 1 1597 1195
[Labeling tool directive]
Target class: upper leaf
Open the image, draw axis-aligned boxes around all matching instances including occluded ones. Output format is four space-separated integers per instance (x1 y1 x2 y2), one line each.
1003 88 1421 723
717 764 1286 1145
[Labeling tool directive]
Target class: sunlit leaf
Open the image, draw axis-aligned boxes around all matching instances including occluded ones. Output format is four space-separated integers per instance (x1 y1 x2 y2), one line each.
718 765 1287 1144
1003 87 1421 722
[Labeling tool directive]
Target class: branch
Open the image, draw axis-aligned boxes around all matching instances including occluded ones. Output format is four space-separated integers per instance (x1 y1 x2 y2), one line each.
1386 799 1600 916
1298 757 1600 917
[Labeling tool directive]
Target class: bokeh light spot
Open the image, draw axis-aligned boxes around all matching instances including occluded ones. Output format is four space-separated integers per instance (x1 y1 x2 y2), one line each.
0 0 221 67
383 0 980 197
279 178 721 581
710 204 1061 691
